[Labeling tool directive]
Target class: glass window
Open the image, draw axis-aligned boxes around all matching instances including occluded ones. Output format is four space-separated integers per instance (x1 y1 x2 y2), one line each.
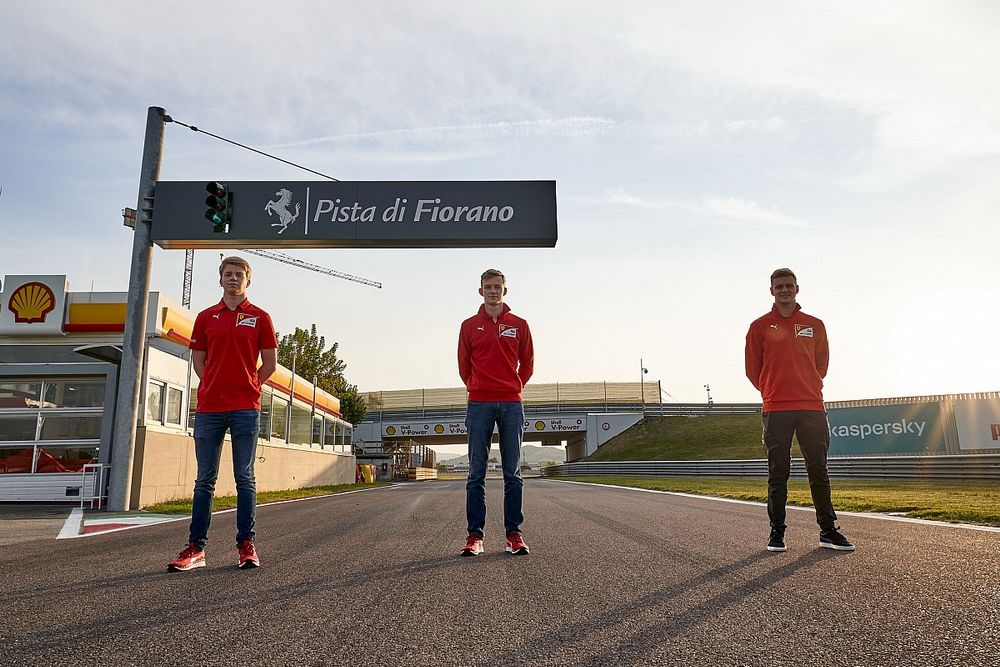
0 381 42 408
35 446 97 473
188 382 199 429
271 397 288 440
0 416 38 441
258 390 271 440
312 416 323 446
290 403 311 445
0 447 35 474
166 387 183 425
39 414 103 440
42 380 106 408
147 381 164 424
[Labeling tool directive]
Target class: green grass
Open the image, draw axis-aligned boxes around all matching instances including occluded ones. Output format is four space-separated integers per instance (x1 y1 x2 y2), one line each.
585 414 802 461
142 482 390 514
558 476 1000 526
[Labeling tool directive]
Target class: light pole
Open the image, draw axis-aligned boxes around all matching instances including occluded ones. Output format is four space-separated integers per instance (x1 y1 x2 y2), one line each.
640 358 649 414
704 384 713 414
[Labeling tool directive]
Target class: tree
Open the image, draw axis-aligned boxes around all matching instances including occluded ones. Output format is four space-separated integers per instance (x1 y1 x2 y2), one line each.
276 324 367 425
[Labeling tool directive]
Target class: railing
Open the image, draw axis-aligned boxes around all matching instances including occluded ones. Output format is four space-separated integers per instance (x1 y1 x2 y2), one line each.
541 454 1000 482
364 402 761 422
80 463 108 509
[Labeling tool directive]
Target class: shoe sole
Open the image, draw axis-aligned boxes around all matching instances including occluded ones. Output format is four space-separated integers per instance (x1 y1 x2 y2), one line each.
505 546 529 555
238 560 260 568
820 542 855 551
460 549 483 557
167 560 206 572
766 545 787 552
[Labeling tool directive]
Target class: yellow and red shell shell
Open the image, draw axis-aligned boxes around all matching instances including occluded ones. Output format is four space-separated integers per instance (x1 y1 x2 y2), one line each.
8 282 56 324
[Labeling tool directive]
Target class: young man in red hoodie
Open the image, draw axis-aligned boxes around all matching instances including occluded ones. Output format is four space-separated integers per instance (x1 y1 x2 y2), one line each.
457 269 534 556
745 268 854 553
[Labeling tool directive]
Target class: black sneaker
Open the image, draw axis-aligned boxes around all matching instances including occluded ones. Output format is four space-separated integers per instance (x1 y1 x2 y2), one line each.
767 528 787 552
819 528 855 551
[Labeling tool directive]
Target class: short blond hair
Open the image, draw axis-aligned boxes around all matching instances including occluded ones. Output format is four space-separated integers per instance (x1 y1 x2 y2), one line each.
219 256 252 278
480 269 505 286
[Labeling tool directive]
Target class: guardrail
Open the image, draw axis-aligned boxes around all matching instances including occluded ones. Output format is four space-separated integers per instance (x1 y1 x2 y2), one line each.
365 402 761 422
541 454 1000 482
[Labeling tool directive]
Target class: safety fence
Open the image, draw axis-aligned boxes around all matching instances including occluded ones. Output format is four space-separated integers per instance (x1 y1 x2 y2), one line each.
541 454 1000 482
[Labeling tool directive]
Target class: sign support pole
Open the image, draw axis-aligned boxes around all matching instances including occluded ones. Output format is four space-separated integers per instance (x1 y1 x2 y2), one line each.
108 106 166 511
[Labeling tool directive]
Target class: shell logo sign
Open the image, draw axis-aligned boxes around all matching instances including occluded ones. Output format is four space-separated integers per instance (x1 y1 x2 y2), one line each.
0 275 68 336
8 282 56 323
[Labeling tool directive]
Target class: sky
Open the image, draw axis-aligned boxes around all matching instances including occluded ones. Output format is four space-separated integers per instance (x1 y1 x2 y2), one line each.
2 1 1000 410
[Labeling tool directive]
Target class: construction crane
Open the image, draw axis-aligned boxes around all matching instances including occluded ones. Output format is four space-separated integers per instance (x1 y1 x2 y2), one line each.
179 248 380 308
239 249 382 290
122 208 382 309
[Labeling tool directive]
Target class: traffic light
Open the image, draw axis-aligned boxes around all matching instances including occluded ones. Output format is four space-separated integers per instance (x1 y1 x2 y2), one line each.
204 182 233 233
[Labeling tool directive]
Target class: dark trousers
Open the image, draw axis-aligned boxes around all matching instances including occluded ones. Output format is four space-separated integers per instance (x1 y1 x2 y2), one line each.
762 410 837 532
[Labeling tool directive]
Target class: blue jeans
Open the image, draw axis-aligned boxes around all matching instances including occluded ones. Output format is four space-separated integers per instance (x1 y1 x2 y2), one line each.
465 401 524 538
189 410 259 549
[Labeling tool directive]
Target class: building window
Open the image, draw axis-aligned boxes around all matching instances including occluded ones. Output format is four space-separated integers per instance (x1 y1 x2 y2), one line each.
271 397 288 441
166 386 183 426
290 403 311 445
146 380 165 425
0 376 105 475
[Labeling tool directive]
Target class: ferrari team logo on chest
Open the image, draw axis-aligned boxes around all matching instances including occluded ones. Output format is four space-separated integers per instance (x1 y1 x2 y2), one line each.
236 313 258 328
499 324 518 338
795 324 814 337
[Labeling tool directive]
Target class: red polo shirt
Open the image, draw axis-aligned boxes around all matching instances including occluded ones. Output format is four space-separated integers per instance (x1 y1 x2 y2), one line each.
190 298 277 413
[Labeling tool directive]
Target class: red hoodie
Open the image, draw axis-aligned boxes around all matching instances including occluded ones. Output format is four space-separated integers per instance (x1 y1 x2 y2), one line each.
745 304 829 413
458 303 534 402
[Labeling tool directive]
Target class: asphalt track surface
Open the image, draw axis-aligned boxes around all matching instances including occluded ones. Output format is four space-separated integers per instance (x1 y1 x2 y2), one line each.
2 480 998 666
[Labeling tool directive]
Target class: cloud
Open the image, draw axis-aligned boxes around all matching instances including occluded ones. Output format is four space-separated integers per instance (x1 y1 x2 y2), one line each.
263 117 624 150
571 188 809 227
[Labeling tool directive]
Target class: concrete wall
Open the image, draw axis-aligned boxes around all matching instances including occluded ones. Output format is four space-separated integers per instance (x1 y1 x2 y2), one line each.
131 427 355 509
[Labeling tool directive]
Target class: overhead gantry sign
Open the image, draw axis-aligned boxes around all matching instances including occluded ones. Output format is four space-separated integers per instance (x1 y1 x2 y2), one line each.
151 180 558 249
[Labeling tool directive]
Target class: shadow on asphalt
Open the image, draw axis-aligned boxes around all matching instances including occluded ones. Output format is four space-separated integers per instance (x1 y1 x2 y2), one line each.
5 552 468 657
481 548 842 666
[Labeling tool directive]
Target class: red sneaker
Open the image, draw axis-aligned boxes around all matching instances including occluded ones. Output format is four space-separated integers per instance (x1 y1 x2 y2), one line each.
460 533 484 557
238 539 260 568
167 543 205 572
505 531 529 555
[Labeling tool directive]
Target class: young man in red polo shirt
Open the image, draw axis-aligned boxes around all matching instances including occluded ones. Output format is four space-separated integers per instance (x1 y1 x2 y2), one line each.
745 268 853 553
168 256 277 571
458 269 534 556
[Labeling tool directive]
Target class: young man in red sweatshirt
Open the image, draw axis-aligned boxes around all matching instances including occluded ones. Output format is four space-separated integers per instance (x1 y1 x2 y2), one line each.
457 269 534 556
745 268 854 553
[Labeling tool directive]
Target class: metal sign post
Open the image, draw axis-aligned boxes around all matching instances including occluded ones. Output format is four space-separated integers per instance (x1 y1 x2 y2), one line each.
107 106 166 512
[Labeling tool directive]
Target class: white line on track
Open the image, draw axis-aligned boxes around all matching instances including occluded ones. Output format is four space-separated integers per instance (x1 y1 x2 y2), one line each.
548 479 1000 533
57 484 397 539
56 507 84 539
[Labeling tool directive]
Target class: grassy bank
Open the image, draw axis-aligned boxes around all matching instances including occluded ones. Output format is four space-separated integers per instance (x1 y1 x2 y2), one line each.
558 476 1000 526
142 482 390 515
584 414 801 461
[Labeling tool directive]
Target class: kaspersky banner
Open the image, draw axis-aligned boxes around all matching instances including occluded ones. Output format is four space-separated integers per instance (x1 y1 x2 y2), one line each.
150 180 557 249
827 402 945 455
953 399 1000 450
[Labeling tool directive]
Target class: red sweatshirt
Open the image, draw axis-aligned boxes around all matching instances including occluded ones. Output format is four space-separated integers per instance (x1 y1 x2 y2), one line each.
458 303 534 402
745 304 829 413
